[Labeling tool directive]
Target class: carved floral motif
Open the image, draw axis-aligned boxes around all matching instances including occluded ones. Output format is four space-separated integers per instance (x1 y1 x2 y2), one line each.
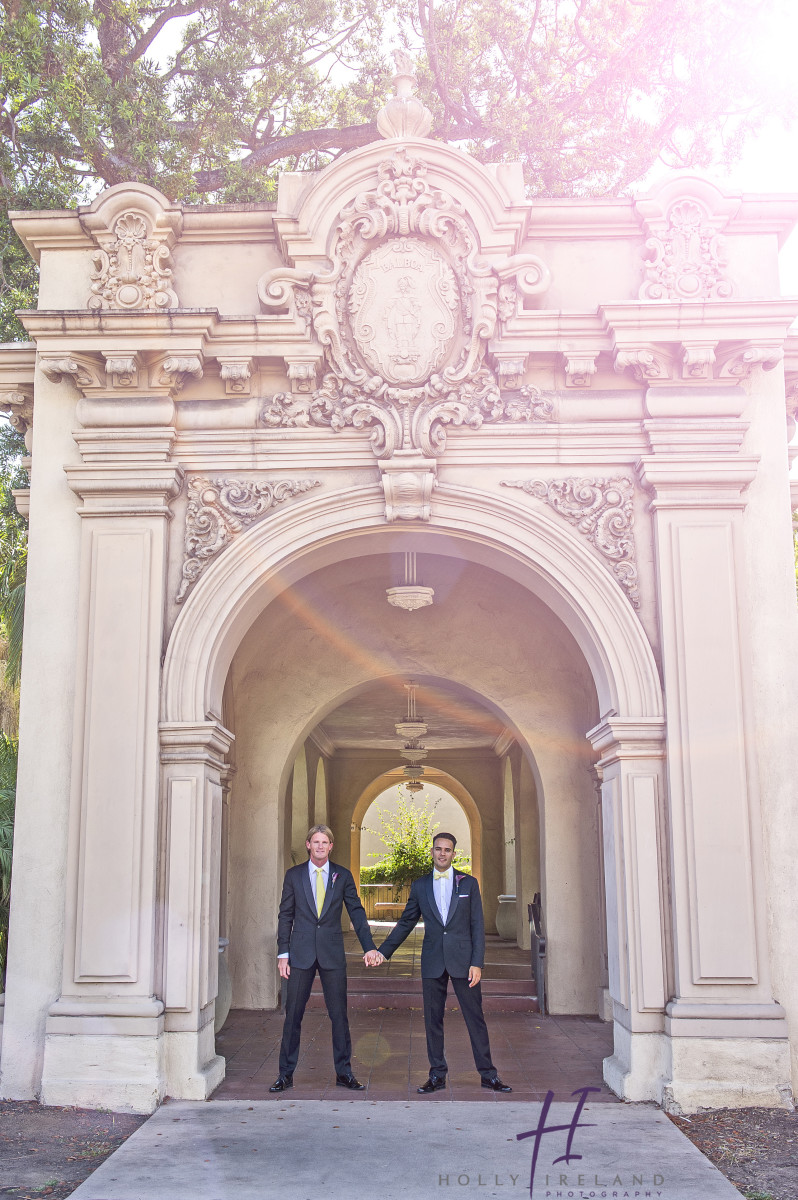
177 476 321 601
88 210 178 311
640 198 732 302
501 475 640 608
257 148 550 460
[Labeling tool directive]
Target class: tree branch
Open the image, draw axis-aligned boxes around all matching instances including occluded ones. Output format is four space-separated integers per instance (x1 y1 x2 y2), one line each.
193 121 379 192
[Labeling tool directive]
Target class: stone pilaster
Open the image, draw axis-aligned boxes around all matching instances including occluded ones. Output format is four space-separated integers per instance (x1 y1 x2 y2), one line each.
40 453 182 1112
159 721 233 1099
638 421 792 1110
588 718 669 1101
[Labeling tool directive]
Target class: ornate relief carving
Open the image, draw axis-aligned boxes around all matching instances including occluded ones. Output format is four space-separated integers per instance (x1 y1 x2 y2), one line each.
287 360 318 394
614 347 673 383
88 210 178 311
259 381 553 441
159 354 204 392
177 476 321 602
219 359 253 396
501 475 640 608
717 344 782 380
497 282 518 326
681 343 717 380
0 388 33 440
40 354 98 388
492 354 528 391
258 147 550 460
563 353 599 387
103 354 140 388
640 197 732 302
376 51 433 141
379 454 436 521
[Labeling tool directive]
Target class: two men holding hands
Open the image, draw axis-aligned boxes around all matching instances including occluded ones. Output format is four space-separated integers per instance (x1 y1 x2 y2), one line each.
270 825 511 1094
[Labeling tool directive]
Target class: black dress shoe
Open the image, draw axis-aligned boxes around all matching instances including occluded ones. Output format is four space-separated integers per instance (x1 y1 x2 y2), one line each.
336 1073 366 1090
417 1075 447 1093
268 1073 293 1092
481 1076 512 1092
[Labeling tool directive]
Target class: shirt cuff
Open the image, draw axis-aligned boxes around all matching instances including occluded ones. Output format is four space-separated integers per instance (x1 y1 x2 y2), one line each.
277 953 289 959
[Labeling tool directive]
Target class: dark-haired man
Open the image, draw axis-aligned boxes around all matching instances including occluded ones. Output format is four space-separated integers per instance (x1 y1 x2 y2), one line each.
375 832 512 1093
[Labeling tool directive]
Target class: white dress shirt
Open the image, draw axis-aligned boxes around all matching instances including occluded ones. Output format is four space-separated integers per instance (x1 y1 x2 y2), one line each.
278 859 330 958
434 866 453 922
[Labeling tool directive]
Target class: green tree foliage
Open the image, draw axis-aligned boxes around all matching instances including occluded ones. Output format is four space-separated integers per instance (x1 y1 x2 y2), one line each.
363 788 470 891
0 0 790 204
0 422 27 689
1 1 792 321
0 731 18 989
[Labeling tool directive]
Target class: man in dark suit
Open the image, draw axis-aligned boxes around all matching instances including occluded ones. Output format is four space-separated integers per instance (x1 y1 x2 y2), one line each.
269 824 379 1092
376 831 512 1093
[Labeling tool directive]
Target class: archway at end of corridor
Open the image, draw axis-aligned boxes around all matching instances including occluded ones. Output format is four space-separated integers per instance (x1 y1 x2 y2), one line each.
353 770 475 926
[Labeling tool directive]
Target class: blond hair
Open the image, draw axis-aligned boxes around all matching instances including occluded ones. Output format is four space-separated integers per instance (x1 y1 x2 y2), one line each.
306 823 334 844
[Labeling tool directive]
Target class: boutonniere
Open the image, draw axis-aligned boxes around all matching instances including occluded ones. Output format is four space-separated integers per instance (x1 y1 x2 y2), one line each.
331 872 338 886
455 874 465 887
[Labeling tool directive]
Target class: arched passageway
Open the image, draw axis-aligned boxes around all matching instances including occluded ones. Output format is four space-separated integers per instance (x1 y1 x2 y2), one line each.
157 490 668 1102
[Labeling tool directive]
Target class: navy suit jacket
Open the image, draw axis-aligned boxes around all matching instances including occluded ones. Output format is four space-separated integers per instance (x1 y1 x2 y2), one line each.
277 860 376 970
378 871 485 979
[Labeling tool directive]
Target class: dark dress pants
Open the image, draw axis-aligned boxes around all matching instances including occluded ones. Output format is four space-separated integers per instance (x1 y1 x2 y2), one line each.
278 960 352 1077
422 970 496 1080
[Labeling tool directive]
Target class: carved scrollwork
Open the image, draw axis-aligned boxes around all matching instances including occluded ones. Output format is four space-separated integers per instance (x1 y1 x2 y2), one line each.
501 475 640 608
177 476 321 602
259 379 552 453
88 210 178 311
257 148 551 460
0 388 33 441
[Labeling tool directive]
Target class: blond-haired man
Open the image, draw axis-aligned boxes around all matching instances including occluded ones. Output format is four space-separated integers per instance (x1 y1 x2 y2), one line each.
269 824 378 1092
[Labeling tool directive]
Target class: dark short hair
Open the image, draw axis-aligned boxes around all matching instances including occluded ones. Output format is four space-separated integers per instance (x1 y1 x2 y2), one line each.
433 831 457 850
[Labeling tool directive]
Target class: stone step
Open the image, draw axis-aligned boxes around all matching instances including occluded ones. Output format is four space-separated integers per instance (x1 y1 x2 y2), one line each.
306 975 539 1012
331 975 534 995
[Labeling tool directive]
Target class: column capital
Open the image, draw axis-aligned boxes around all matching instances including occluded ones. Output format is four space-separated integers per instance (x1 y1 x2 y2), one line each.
160 720 235 768
587 716 666 765
636 455 759 509
585 715 667 763
65 462 184 516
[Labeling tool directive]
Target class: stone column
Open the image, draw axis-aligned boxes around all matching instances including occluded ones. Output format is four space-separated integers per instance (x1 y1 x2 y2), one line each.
40 437 182 1112
588 718 670 1102
159 721 233 1099
638 439 792 1110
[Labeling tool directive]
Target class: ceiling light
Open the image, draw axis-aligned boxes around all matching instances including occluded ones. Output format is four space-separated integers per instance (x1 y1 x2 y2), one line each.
386 551 434 611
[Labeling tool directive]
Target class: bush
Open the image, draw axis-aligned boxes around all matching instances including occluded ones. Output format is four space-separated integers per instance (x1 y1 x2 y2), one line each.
360 790 471 894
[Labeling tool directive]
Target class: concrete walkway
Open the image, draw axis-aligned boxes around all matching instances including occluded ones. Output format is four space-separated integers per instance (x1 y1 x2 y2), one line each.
69 1099 744 1200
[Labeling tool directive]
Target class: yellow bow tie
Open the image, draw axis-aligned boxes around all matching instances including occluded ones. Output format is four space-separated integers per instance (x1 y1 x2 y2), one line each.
434 870 450 880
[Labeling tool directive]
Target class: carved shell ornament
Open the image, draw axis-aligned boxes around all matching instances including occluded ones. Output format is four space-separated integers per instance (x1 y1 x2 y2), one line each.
88 209 178 311
258 147 552 458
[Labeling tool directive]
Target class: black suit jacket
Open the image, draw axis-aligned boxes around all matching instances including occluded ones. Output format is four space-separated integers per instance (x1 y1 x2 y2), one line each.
277 860 376 970
378 871 485 978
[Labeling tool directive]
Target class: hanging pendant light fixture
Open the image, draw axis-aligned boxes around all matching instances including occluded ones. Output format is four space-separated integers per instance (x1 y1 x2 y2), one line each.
386 551 434 611
397 680 428 790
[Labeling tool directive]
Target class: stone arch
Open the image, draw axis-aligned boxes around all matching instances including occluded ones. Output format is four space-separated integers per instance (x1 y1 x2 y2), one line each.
349 767 483 888
161 482 663 728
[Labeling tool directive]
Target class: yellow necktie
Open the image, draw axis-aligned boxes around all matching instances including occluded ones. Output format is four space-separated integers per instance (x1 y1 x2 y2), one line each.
316 868 326 916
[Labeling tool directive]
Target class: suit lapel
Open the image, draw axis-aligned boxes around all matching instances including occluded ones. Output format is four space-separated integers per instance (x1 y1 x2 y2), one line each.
425 872 443 925
301 864 317 917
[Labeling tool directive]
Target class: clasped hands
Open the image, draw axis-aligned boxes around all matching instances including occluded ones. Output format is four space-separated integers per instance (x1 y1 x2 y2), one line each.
363 950 385 967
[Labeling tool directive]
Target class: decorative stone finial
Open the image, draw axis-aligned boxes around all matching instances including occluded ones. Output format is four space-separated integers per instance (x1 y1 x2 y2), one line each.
377 51 433 140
